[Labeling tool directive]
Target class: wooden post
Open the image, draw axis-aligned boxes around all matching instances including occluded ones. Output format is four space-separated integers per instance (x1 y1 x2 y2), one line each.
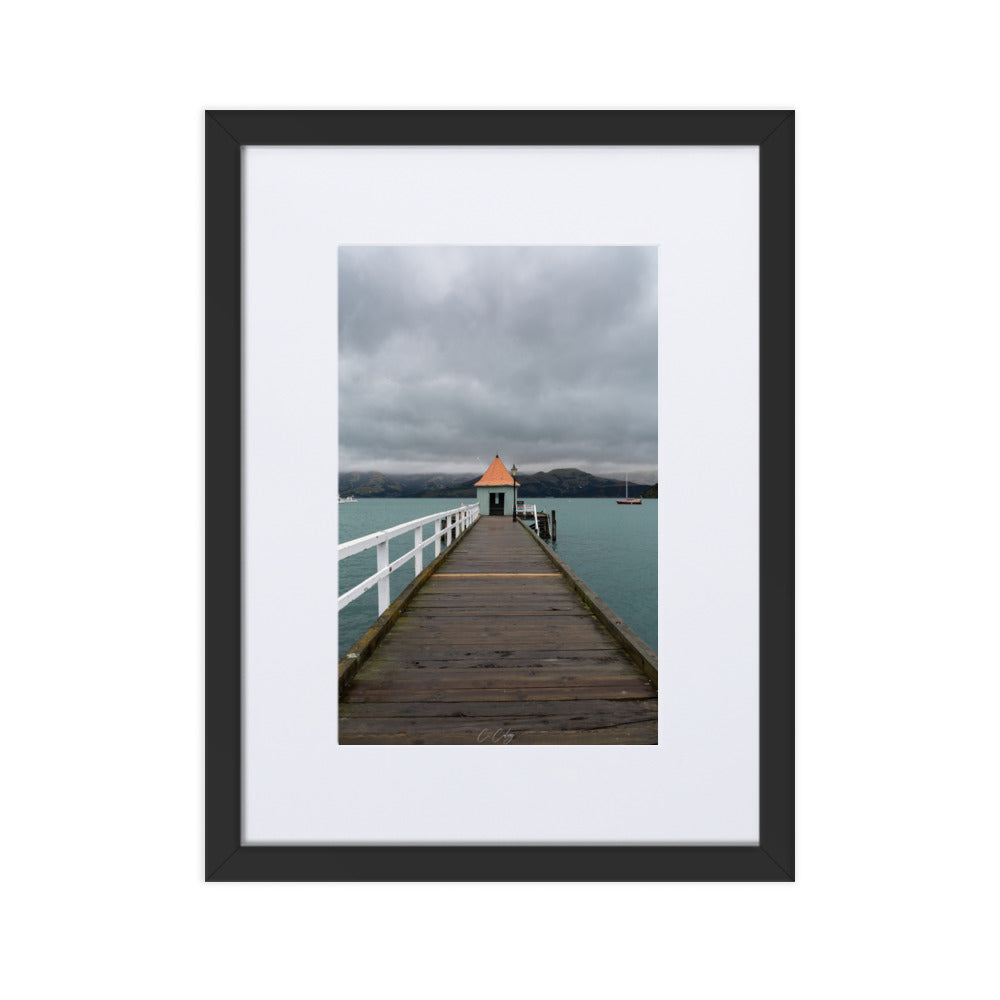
413 527 423 575
551 509 556 541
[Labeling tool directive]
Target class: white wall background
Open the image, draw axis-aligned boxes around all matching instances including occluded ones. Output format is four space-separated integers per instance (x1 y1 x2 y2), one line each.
2 2 997 998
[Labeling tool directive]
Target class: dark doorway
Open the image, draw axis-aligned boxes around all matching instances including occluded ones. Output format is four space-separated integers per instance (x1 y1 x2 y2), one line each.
489 492 505 515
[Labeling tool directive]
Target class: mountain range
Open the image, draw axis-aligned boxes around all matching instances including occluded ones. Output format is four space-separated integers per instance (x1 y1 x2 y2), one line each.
339 468 657 499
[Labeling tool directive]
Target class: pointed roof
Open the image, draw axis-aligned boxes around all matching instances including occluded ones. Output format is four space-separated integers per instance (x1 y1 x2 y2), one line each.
474 455 520 487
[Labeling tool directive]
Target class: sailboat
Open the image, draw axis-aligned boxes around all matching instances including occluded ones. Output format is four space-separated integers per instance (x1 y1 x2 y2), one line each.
616 473 642 505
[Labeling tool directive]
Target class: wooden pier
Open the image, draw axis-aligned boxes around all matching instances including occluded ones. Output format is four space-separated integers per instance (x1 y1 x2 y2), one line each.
339 516 656 744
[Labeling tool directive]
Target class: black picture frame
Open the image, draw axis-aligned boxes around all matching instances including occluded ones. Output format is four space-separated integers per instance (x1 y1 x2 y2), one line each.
206 110 794 881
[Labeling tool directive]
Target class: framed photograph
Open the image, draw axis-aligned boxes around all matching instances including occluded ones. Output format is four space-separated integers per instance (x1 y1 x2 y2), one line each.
206 110 794 880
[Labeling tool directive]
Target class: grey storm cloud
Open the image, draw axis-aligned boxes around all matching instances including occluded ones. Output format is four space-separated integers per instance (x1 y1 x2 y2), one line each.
338 246 658 478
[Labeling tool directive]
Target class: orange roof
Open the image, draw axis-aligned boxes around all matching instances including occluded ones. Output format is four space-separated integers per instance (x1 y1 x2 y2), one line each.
474 455 520 487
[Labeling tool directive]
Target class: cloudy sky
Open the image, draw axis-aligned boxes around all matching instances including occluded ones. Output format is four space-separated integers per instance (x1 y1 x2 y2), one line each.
338 246 657 479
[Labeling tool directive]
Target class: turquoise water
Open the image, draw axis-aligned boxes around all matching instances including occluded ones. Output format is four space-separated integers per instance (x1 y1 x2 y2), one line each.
542 498 658 650
338 497 658 660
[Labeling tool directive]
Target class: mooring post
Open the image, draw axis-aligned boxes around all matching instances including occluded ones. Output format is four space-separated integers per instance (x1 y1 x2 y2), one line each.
551 509 556 541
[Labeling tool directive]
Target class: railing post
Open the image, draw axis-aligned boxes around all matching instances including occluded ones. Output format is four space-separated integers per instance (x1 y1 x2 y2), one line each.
437 519 445 556
376 536 389 614
413 526 422 575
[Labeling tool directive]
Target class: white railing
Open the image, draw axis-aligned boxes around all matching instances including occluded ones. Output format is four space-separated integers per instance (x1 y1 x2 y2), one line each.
516 501 540 534
338 504 480 616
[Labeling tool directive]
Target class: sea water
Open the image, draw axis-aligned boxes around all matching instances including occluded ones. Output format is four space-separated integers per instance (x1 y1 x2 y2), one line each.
338 497 658 661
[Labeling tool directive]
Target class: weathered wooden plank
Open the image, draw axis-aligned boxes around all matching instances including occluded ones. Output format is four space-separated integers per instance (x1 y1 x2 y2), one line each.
435 573 561 578
362 661 641 676
358 651 626 668
424 585 559 591
339 721 658 745
409 590 575 600
440 579 557 585
341 713 655 733
503 721 658 745
394 612 601 624
387 629 609 642
378 631 619 648
359 651 642 668
379 617 587 632
388 616 606 630
340 702 656 734
346 684 654 704
430 560 554 572
371 630 622 646
404 608 592 618
350 666 652 687
340 698 658 721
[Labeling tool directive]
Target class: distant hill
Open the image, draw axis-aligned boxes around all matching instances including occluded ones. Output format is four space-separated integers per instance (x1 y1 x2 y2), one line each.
515 468 654 499
340 468 655 499
338 471 475 498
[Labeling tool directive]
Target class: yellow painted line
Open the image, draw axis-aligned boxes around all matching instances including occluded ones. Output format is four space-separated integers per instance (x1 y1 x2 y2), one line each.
435 573 562 578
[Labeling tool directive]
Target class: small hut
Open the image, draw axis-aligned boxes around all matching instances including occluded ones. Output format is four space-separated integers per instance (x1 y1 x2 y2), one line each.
474 455 520 516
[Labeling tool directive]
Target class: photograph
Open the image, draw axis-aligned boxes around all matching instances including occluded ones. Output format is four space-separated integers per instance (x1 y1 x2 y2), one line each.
336 245 659 745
